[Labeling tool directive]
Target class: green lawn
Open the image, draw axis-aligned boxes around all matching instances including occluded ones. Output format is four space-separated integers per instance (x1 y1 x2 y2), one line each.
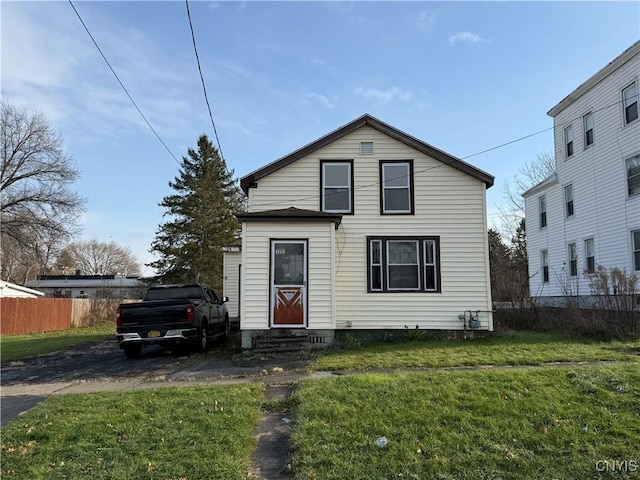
0 384 264 480
290 365 640 480
312 331 640 371
0 324 115 363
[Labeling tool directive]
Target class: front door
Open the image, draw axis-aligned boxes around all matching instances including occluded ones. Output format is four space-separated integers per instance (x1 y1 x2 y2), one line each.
270 240 307 327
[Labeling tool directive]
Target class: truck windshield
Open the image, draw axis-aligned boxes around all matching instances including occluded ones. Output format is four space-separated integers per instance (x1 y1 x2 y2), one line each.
144 286 203 301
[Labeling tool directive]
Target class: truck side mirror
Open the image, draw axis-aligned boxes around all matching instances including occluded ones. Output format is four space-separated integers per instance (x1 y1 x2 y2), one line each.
222 296 229 303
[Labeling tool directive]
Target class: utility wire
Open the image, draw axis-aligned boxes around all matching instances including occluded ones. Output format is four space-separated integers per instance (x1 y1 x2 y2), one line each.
250 92 639 209
185 0 225 162
68 0 181 166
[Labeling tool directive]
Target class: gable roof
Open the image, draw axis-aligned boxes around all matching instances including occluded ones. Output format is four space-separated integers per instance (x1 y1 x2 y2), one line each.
240 114 494 194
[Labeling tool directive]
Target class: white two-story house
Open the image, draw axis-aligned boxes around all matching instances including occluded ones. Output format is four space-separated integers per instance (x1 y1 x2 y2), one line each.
524 40 640 306
228 114 494 350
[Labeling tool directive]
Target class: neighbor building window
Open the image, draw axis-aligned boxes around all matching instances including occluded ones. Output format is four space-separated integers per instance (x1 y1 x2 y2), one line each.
626 153 640 197
623 82 639 125
584 238 595 274
568 242 577 277
539 195 547 228
367 236 440 292
583 112 594 147
321 160 353 213
633 230 640 271
380 161 414 214
564 184 574 218
564 125 574 158
541 249 549 283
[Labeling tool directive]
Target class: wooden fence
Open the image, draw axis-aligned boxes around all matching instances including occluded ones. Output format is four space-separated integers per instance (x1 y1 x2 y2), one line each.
0 298 72 335
0 298 140 336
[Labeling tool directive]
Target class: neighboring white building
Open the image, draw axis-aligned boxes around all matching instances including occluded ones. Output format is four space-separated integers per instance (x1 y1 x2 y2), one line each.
0 280 44 298
524 40 640 306
25 274 147 299
230 114 495 350
222 245 242 322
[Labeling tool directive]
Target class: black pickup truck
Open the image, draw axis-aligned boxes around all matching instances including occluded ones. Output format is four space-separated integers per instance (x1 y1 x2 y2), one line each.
116 284 229 359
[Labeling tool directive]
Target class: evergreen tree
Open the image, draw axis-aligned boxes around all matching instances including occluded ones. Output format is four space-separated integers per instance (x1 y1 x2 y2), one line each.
148 135 244 292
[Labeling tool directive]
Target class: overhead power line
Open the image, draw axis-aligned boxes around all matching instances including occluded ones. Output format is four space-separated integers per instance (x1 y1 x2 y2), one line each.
250 93 639 209
185 0 225 161
68 0 181 166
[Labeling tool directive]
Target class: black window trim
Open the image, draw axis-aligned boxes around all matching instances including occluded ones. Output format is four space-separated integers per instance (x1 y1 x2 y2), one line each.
366 235 441 293
319 159 354 215
379 160 415 215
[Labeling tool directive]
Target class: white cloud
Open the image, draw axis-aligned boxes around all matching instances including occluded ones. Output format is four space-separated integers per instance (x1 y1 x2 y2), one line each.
354 86 413 106
2 2 196 142
449 32 489 45
416 10 437 33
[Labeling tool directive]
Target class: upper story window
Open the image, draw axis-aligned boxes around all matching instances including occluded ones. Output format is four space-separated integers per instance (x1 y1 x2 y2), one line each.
539 195 547 228
367 236 440 292
541 249 549 283
321 160 353 213
633 230 640 271
564 184 574 218
584 238 595 274
583 112 594 148
623 82 639 125
626 153 640 197
568 242 578 277
380 160 414 215
564 125 574 158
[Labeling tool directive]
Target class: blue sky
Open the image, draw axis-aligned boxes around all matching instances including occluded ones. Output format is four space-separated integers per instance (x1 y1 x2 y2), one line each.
2 1 639 275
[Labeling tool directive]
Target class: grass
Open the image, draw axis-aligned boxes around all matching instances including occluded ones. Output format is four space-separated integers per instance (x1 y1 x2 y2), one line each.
0 323 115 363
290 364 640 480
312 331 640 371
0 384 264 480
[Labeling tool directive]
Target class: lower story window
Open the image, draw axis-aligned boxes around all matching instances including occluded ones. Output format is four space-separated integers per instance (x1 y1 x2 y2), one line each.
633 230 640 271
367 236 440 292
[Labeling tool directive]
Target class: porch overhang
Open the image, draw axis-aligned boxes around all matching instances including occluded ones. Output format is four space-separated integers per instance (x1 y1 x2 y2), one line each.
236 207 342 229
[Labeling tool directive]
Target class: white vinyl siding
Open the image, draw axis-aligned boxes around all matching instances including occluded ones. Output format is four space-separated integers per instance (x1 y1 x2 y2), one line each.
222 249 241 318
247 126 493 331
525 42 640 300
241 221 334 330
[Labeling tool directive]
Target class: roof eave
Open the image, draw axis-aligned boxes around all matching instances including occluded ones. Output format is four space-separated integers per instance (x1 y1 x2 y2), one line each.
240 114 495 193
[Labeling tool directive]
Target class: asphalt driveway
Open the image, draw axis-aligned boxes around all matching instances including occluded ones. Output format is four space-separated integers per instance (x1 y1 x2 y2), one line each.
0 336 311 426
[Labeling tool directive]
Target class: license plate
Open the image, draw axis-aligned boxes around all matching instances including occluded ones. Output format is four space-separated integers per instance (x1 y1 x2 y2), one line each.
148 330 161 338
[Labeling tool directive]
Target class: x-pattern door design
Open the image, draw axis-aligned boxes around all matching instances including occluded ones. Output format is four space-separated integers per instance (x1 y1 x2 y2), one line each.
271 240 306 327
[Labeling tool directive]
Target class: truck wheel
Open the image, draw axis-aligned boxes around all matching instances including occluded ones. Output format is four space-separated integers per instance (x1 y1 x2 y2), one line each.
197 323 208 353
123 344 142 359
